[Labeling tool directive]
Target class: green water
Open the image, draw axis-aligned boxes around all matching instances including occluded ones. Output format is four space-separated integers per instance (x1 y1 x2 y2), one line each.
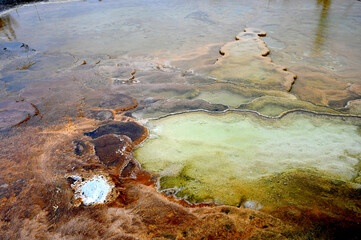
135 112 361 205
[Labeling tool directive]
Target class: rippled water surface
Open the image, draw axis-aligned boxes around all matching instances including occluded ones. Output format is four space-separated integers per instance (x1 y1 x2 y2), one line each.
1 0 361 238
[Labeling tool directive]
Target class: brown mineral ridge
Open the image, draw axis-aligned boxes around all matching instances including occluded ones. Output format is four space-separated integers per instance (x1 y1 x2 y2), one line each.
208 28 296 92
0 118 360 239
0 100 39 131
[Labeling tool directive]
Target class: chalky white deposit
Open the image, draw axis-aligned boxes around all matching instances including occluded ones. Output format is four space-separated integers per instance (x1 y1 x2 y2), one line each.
73 175 113 205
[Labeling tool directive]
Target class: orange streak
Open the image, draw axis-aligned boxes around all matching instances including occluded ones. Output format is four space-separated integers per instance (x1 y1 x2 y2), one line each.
114 98 138 113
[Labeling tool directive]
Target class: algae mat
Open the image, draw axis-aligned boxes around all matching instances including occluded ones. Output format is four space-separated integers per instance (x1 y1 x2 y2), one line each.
135 111 361 206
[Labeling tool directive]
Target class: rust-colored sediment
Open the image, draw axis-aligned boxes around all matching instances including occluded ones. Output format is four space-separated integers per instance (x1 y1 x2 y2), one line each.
1 112 360 239
90 98 138 114
12 113 31 127
2 125 291 239
114 98 138 113
16 61 36 70
12 102 40 128
133 127 148 146
30 103 40 116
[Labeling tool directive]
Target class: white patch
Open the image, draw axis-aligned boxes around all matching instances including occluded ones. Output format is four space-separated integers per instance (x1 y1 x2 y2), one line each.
243 200 262 210
74 175 113 205
132 112 144 120
137 119 149 125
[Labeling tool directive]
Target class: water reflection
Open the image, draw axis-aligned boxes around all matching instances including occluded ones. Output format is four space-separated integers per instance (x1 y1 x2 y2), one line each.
34 5 42 21
314 0 331 54
0 14 17 40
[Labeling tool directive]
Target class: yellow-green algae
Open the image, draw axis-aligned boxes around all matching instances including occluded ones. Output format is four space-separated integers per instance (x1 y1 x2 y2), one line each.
248 170 361 216
134 111 361 206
